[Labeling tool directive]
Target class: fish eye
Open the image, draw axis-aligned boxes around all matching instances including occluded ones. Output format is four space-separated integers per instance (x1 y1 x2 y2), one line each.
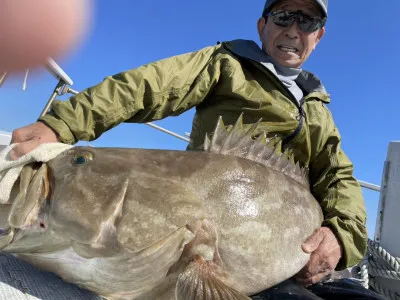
73 152 94 165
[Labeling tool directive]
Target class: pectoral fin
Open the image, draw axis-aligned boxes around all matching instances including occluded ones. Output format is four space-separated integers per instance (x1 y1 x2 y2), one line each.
176 256 250 300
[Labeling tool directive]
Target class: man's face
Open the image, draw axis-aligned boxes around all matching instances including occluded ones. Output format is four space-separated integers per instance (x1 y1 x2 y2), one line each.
257 0 325 68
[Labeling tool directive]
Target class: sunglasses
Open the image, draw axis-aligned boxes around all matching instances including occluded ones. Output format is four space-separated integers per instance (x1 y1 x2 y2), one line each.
265 10 325 33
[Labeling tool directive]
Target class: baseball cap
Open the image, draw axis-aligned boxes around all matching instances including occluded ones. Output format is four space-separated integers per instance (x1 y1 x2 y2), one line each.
262 0 328 18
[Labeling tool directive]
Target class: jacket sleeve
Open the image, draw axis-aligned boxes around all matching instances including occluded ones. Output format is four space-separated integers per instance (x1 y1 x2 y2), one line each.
307 102 368 270
39 45 222 144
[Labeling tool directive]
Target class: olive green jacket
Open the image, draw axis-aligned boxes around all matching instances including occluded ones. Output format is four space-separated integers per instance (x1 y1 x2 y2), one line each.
40 39 367 270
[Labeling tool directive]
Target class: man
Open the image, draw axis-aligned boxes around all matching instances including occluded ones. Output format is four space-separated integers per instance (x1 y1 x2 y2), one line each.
10 0 372 298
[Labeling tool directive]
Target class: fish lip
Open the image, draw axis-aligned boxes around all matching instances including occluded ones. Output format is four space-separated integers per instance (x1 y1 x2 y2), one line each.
5 162 52 239
0 227 16 250
46 164 54 205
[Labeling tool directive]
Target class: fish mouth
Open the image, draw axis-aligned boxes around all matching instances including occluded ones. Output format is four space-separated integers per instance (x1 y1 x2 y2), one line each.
0 227 15 250
0 162 51 249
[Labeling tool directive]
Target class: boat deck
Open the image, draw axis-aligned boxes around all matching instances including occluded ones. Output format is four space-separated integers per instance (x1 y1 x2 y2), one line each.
0 254 100 300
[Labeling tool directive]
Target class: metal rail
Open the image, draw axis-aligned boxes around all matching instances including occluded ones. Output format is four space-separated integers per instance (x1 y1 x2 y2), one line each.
358 180 381 192
145 122 190 143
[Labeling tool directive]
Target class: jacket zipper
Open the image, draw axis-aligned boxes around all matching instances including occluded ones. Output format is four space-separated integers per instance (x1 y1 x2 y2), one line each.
221 43 306 147
242 56 306 148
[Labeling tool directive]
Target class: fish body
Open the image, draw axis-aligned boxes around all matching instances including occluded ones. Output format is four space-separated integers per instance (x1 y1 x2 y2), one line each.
0 117 323 299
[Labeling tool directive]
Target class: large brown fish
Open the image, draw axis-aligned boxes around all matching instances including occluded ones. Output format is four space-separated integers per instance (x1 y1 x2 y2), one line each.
0 116 323 299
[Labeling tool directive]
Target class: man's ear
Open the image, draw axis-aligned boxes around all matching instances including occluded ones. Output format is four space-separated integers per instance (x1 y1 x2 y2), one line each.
257 17 267 41
313 27 325 49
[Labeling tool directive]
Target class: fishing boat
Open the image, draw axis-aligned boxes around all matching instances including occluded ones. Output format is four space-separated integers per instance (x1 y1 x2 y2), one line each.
0 59 399 300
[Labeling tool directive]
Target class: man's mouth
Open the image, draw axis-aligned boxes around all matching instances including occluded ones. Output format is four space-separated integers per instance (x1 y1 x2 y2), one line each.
277 45 299 53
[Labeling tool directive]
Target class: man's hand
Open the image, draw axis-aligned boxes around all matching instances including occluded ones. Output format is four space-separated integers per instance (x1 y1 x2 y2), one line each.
10 122 60 160
295 226 343 286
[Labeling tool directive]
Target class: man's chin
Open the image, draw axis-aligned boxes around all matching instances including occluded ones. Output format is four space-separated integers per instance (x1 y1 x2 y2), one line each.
277 59 302 68
271 53 301 68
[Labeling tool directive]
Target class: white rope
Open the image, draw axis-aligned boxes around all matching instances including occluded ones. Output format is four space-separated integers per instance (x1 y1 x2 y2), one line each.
359 256 369 288
357 239 400 300
368 240 400 272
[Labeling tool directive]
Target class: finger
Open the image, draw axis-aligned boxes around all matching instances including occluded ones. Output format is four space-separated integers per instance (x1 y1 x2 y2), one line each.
0 0 91 72
302 228 326 253
295 251 327 281
295 261 331 286
295 270 331 286
11 122 59 145
9 139 41 160
11 123 38 144
11 129 28 145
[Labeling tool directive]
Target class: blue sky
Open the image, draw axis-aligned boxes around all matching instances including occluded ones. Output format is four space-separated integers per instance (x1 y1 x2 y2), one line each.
1 0 399 238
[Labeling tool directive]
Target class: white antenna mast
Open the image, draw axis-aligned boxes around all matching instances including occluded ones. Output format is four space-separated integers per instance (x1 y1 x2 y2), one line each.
0 72 7 88
22 69 29 91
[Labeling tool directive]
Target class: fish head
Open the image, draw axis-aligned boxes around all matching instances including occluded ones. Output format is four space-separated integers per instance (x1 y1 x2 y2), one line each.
0 146 134 254
0 160 67 253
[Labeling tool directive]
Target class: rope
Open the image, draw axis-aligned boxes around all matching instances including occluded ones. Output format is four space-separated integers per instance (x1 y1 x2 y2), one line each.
359 256 369 288
357 239 400 300
369 278 400 300
368 240 400 272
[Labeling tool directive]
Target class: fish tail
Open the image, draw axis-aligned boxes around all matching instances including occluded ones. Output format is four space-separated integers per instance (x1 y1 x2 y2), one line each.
175 255 251 300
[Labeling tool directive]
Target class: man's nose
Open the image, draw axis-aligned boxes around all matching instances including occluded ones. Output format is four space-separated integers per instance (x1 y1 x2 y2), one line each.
284 22 300 39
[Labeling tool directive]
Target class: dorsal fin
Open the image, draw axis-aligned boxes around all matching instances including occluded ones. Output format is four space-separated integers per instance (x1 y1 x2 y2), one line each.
203 114 309 188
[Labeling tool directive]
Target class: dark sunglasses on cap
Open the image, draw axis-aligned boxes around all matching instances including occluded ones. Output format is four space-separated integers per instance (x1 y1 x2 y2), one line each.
265 10 325 33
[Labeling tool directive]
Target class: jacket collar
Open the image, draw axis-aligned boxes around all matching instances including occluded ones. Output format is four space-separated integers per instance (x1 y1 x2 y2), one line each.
223 39 330 103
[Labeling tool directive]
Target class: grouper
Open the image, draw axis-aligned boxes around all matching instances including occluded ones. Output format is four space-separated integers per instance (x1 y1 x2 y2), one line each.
0 116 323 299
